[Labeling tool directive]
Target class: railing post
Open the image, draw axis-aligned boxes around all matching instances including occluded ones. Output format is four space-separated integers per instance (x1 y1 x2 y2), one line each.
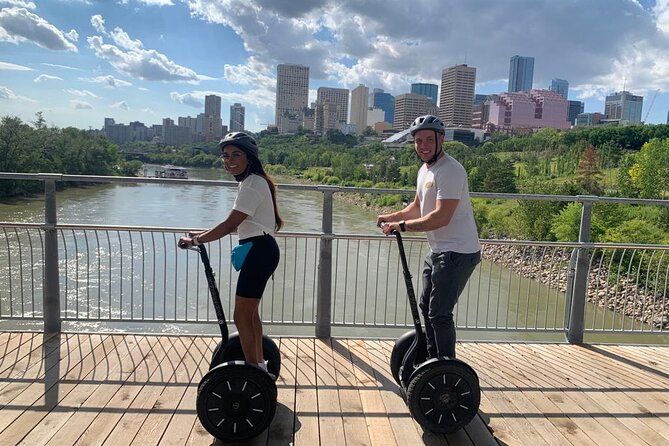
42 176 61 334
567 196 595 344
316 188 334 338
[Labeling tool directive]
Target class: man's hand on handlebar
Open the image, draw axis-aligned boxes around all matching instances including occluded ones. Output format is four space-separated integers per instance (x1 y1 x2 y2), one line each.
178 231 204 249
378 220 400 236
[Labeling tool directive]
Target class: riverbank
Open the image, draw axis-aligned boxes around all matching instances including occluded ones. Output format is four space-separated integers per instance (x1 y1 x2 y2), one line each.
482 243 669 329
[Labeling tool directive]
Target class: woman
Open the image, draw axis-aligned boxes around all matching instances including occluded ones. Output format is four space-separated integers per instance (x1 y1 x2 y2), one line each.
178 132 282 372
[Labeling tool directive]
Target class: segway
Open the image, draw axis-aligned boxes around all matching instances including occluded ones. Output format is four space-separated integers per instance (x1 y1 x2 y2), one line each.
387 229 481 433
181 242 280 442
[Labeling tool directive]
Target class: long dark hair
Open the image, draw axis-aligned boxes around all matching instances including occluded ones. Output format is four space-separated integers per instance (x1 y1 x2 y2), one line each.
247 157 283 231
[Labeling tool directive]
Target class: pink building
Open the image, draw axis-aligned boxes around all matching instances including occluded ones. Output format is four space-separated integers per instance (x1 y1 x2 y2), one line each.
487 89 570 132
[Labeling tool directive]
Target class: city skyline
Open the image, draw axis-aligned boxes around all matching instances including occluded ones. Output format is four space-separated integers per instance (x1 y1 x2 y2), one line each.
1 0 669 132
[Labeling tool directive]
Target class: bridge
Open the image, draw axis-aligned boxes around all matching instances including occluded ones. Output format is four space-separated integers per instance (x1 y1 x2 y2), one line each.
0 173 667 445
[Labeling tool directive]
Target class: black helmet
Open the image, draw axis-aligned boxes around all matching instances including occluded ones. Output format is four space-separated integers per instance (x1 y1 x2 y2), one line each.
409 115 445 136
218 132 258 158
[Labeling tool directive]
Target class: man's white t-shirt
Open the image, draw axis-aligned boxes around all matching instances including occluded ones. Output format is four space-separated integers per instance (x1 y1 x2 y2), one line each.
232 174 276 239
417 153 481 254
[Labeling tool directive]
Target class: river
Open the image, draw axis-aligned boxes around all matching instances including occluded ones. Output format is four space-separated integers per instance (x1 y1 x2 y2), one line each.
0 167 665 344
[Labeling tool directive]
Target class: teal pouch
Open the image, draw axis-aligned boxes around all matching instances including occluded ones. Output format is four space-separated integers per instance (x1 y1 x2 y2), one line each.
231 241 253 271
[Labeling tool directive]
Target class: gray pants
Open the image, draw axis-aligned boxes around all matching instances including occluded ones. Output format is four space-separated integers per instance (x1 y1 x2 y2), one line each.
420 250 481 359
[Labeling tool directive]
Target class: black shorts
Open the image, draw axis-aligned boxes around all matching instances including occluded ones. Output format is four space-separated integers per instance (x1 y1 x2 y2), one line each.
236 234 280 299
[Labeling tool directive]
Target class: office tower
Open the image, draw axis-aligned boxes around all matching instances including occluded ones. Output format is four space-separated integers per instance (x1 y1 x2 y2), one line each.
316 87 349 125
230 103 245 132
370 88 395 124
549 79 569 99
204 95 221 118
568 100 584 126
393 93 439 130
667 110 669 124
275 64 309 132
350 84 369 135
411 83 438 104
439 64 476 127
508 55 534 92
604 91 643 123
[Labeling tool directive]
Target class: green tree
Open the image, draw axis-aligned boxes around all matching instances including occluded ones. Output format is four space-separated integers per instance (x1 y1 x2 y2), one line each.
628 138 669 199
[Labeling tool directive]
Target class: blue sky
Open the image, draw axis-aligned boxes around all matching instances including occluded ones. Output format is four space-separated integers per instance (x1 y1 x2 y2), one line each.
2 0 669 132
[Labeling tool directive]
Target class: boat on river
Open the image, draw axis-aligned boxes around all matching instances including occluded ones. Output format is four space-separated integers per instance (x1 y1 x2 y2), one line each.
154 165 188 179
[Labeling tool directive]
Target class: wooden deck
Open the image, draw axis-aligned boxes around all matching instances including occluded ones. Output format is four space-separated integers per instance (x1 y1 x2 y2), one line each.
0 332 667 446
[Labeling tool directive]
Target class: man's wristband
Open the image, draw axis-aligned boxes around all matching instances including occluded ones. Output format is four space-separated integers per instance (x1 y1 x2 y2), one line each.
399 220 406 232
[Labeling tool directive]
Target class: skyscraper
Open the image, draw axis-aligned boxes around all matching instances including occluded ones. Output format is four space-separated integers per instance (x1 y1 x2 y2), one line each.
275 64 309 132
316 87 349 125
568 100 584 126
393 93 439 130
549 78 569 99
350 84 369 135
604 91 643 123
204 95 221 118
508 55 534 92
411 83 438 104
439 64 476 127
370 89 395 124
230 103 245 132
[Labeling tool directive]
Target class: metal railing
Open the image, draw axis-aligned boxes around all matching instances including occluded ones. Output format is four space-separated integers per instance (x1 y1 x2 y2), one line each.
0 172 668 341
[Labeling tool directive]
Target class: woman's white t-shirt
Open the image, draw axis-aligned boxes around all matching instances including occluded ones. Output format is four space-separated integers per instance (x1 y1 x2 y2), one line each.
232 174 276 239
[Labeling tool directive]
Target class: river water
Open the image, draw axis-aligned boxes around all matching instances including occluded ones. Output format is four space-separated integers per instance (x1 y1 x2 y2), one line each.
0 167 665 343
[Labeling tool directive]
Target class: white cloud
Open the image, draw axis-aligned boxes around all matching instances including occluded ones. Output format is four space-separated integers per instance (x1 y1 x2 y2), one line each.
0 7 78 51
170 91 203 108
91 14 106 35
0 61 32 70
65 29 79 42
70 99 94 109
110 100 129 110
34 74 62 82
139 0 174 6
0 1 36 9
87 18 203 83
0 85 36 102
41 62 80 70
65 88 99 98
80 75 132 87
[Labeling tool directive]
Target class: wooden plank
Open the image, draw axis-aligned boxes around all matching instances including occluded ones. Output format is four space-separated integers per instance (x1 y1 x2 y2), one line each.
371 339 448 446
0 334 116 444
130 336 205 445
71 335 177 446
266 337 297 445
293 338 319 445
347 338 398 446
314 337 345 446
0 333 44 376
0 334 107 436
521 344 657 445
175 337 218 446
330 338 371 446
42 335 154 446
102 336 197 445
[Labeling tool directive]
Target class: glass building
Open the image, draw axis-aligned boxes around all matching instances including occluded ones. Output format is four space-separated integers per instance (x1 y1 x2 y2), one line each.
410 83 438 104
508 55 534 92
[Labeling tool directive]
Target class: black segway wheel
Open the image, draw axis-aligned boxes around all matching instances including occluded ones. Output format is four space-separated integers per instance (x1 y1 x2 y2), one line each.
197 361 277 442
211 334 282 377
390 329 427 385
406 359 480 434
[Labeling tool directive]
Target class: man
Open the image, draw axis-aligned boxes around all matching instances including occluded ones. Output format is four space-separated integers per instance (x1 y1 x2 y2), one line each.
378 115 481 359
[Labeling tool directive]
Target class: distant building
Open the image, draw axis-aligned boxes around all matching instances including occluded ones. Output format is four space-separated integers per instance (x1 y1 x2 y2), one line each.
411 83 438 104
178 116 197 140
350 84 369 135
568 100 584 126
393 93 439 130
486 89 570 132
205 95 221 118
576 112 603 126
370 88 395 126
474 94 488 107
275 64 309 132
230 103 245 132
439 64 476 127
196 113 223 142
367 107 386 127
508 55 534 92
316 87 349 130
549 79 569 99
162 119 191 146
604 91 643 123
